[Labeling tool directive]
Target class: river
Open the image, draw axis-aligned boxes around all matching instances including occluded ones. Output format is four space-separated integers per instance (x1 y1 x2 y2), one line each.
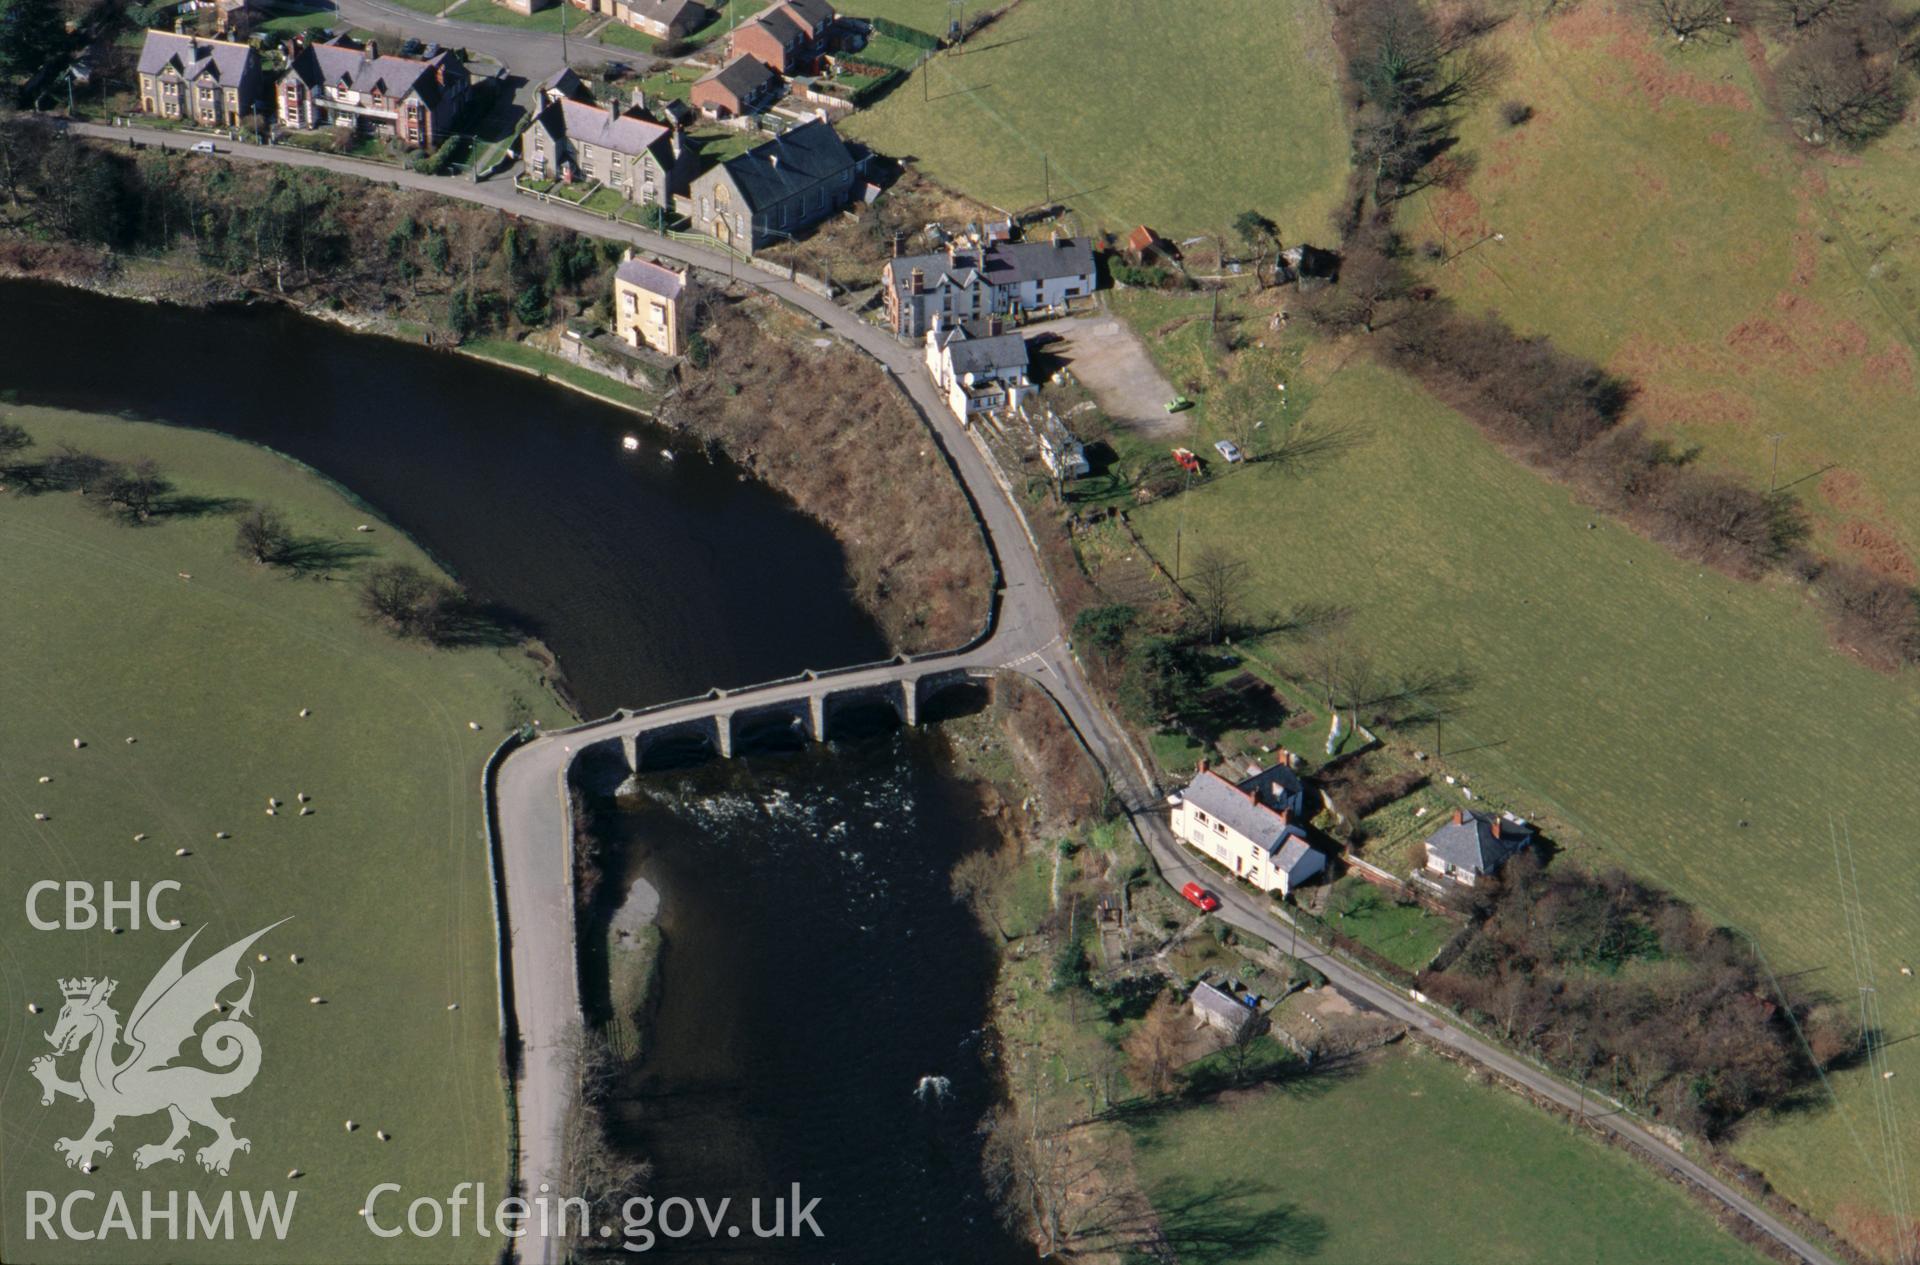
1 279 1032 1264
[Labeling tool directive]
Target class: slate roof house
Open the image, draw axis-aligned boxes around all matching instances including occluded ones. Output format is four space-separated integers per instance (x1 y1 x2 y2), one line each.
1191 981 1262 1039
137 32 264 128
689 55 782 119
1169 757 1327 896
730 0 837 73
882 235 1097 337
572 0 710 38
613 252 688 356
924 316 1034 422
525 88 694 209
1422 808 1535 886
686 118 859 254
277 37 469 149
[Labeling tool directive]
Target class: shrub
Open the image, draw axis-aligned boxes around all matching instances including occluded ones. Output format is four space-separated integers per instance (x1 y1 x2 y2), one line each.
1816 561 1920 668
1500 100 1534 126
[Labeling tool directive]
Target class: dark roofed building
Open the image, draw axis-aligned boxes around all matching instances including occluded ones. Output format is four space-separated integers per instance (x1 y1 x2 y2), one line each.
1422 808 1535 885
137 32 264 127
524 92 694 209
883 234 1097 337
687 118 860 254
1169 757 1326 895
277 36 469 149
688 55 782 119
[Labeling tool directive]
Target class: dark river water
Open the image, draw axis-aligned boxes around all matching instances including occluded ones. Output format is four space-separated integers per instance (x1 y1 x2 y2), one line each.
1 280 1030 1264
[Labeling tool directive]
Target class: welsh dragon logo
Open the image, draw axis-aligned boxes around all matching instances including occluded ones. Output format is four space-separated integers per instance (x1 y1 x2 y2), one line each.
31 921 287 1176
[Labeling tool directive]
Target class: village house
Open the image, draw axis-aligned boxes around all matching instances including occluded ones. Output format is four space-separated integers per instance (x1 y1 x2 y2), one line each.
525 88 694 209
613 252 688 356
882 234 1097 338
568 0 710 39
137 32 265 128
686 117 859 254
688 56 783 120
730 0 837 74
1168 758 1327 896
1190 981 1262 1039
924 315 1034 422
277 37 470 149
1422 809 1535 886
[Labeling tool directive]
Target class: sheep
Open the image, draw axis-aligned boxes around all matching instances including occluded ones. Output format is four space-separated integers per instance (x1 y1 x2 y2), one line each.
1901 966 1913 978
268 797 280 808
287 1169 302 1180
37 775 51 784
72 739 85 749
289 953 302 964
376 1130 390 1142
32 812 48 821
356 524 374 533
297 792 310 803
299 807 313 816
132 833 146 842
125 737 137 745
447 1002 459 1011
308 996 325 1005
344 1120 357 1132
299 708 311 718
257 953 270 963
27 1003 41 1015
468 722 482 731
266 808 277 817
174 848 190 857
177 572 192 580
214 831 230 840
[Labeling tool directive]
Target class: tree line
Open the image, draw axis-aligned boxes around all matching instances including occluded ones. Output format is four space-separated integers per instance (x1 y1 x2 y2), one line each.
1310 0 1920 670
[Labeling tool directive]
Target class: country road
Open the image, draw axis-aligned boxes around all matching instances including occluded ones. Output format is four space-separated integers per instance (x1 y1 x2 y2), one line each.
60 120 1841 1265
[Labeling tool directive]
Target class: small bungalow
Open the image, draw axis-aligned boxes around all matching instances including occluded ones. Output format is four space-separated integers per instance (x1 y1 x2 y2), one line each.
1422 808 1535 886
1191 981 1262 1039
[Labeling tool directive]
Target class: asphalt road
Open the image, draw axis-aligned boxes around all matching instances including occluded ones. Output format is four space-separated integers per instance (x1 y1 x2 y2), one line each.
63 120 1842 1265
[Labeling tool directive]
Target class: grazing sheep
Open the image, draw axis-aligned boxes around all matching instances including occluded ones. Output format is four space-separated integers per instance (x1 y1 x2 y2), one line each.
289 953 302 964
308 996 324 1005
72 739 85 749
356 524 373 533
32 813 48 821
125 737 137 745
299 708 311 718
287 1169 302 1180
38 775 51 784
132 833 146 842
297 792 310 803
28 1003 41 1015
177 572 192 580
468 722 482 731
376 1130 390 1142
344 1121 357 1132
447 1003 459 1011
300 807 313 816
214 831 230 840
269 797 280 808
174 848 190 857
257 953 270 962
266 809 277 817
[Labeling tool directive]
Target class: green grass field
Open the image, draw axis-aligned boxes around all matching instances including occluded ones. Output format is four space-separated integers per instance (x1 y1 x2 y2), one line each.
1401 7 1920 579
1129 1046 1767 1265
1321 876 1455 972
1121 348 1920 1239
0 409 567 1263
846 0 1350 240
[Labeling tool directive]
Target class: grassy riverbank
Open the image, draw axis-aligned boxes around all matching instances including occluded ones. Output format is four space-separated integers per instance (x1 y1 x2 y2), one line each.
0 407 568 1264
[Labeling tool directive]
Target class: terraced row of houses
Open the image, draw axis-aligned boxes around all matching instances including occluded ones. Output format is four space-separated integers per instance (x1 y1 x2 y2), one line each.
136 31 470 148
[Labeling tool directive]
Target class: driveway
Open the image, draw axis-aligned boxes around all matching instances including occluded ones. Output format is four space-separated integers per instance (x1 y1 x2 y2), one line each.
1026 311 1181 439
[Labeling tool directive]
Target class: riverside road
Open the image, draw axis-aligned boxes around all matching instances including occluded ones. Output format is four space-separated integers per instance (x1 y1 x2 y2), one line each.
61 120 1840 1265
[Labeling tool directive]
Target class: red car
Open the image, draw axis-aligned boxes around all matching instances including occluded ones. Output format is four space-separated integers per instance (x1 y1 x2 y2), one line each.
1181 882 1221 912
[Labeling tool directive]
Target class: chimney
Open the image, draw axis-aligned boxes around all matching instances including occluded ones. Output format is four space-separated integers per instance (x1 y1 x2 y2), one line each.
1491 818 1502 839
364 38 377 59
946 241 957 266
608 99 623 121
891 233 901 258
1198 758 1209 774
1451 808 1464 826
909 267 924 295
632 87 648 113
987 316 1002 336
1277 809 1291 827
669 126 684 160
1055 232 1069 248
768 151 779 169
1278 748 1294 768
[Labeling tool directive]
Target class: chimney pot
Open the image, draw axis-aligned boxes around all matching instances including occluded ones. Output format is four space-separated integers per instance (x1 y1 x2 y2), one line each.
909 266 924 295
1452 808 1464 826
608 100 623 120
1491 819 1502 839
1198 758 1209 774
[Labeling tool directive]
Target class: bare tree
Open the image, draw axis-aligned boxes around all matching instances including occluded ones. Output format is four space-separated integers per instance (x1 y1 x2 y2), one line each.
1780 24 1910 146
95 459 169 522
1640 0 1726 41
1123 991 1187 1098
979 1088 1144 1257
950 846 1015 941
359 562 433 633
1188 546 1248 644
556 1028 651 1231
235 504 294 565
1758 0 1862 35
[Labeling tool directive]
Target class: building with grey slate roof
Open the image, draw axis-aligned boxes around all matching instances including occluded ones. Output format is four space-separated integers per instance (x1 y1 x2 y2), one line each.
1191 981 1261 1038
137 32 264 128
1169 757 1326 896
525 83 695 210
1422 809 1534 885
686 118 860 255
924 315 1034 422
883 234 1097 337
277 36 469 149
688 55 783 119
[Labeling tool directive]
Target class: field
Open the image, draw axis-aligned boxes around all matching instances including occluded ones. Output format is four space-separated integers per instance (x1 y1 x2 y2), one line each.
0 410 567 1263
846 0 1350 240
1402 4 1920 581
1129 1046 1768 1265
1120 344 1920 1239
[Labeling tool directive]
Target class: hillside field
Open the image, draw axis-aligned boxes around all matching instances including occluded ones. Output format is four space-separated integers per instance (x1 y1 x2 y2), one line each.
0 409 567 1263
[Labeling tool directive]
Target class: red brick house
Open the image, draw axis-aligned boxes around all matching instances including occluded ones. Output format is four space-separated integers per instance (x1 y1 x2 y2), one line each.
729 0 836 74
688 55 781 119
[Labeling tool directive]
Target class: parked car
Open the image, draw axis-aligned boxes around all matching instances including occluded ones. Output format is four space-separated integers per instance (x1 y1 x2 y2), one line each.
1181 881 1221 912
1165 395 1193 413
1214 439 1243 463
190 140 218 154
